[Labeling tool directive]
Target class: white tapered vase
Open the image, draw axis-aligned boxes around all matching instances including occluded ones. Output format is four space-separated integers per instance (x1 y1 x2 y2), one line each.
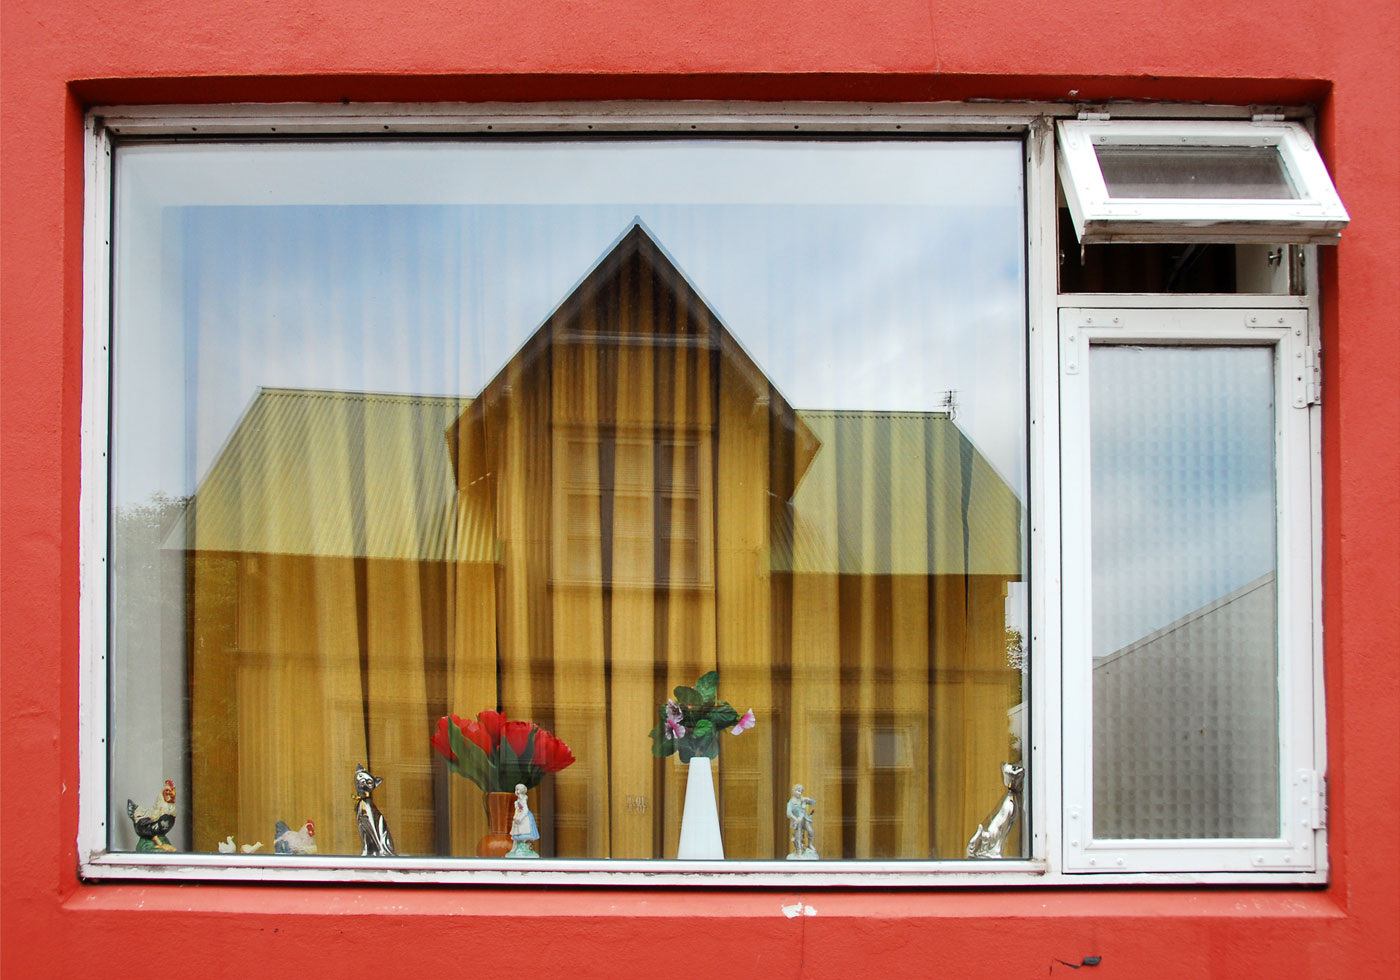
677 755 724 859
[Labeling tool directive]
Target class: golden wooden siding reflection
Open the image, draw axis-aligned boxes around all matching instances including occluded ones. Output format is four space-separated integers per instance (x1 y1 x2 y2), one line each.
184 225 1023 860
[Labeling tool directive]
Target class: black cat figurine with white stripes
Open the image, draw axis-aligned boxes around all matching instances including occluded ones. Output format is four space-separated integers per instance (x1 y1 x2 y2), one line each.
353 764 396 856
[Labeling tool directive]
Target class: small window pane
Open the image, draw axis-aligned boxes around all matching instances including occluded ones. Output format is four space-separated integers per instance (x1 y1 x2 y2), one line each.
1097 145 1298 200
1089 345 1280 839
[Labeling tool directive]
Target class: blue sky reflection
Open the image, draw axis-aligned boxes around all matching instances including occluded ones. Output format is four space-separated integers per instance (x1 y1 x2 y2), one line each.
111 140 1028 508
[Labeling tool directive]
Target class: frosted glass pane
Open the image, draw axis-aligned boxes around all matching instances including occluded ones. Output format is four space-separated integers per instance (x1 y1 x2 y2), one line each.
1098 145 1297 200
1090 346 1279 839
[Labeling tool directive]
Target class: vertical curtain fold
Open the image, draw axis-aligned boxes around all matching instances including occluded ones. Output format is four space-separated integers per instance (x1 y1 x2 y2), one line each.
184 225 1022 861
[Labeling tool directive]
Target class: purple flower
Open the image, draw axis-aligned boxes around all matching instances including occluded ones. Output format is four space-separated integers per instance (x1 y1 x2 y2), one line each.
664 698 687 739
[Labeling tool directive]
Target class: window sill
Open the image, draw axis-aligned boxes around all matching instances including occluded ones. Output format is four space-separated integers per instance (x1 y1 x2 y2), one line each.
79 851 1326 887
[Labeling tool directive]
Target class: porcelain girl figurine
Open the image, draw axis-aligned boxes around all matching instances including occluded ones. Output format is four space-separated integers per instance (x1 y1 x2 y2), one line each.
507 783 540 858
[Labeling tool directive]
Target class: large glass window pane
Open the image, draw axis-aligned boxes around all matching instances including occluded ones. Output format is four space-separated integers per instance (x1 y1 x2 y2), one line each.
108 139 1027 861
1089 345 1279 839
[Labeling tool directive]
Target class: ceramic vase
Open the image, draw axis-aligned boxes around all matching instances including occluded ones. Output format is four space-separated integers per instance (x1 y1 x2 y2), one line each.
477 791 515 857
677 755 724 859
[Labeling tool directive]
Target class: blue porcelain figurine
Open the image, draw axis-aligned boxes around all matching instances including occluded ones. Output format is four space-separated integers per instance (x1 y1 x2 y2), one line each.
507 783 540 858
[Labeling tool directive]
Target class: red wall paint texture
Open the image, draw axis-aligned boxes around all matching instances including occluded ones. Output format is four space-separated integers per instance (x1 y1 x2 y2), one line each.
3 0 1398 976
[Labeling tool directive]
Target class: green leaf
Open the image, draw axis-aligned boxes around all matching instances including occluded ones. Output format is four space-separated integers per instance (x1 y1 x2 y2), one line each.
692 718 714 739
650 720 680 757
679 732 719 762
708 704 739 729
496 728 522 791
673 686 702 708
447 722 492 794
496 727 540 791
694 670 719 703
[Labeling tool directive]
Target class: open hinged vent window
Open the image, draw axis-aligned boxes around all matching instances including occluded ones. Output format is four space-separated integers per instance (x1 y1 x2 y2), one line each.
1057 119 1349 244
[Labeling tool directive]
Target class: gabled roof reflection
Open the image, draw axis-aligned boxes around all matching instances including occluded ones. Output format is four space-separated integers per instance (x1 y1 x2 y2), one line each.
174 223 1021 579
170 388 494 562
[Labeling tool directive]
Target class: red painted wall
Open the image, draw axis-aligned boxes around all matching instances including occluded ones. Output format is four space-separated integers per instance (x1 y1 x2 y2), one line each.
3 0 1397 976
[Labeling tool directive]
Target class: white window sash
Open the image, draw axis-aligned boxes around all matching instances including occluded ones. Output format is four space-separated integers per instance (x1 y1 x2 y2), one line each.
1058 307 1323 874
1057 119 1350 244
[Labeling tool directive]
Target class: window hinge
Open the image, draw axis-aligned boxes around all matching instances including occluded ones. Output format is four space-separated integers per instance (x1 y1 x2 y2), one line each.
1293 343 1322 408
1252 111 1286 123
1077 110 1111 121
1306 344 1322 406
1299 769 1328 830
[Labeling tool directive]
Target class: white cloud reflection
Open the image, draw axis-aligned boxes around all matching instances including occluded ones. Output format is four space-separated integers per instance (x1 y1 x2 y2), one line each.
1089 345 1277 657
111 140 1028 506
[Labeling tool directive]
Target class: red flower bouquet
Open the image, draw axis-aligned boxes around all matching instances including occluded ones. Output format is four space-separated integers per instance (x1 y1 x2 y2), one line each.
431 710 575 792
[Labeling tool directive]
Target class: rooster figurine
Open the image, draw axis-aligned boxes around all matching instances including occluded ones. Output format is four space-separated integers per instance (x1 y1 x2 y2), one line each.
274 819 317 854
127 779 177 852
353 764 395 856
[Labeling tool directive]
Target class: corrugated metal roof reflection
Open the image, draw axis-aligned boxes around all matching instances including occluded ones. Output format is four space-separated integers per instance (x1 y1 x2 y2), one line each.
173 388 496 562
770 411 1023 577
177 392 1019 577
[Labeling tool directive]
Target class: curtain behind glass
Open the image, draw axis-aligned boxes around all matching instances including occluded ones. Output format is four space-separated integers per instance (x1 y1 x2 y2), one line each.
109 141 1028 860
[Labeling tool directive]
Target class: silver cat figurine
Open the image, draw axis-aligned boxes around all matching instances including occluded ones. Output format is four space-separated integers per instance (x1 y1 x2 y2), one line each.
966 762 1025 858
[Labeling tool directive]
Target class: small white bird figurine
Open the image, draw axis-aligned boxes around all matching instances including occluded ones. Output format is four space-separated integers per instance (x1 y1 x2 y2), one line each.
218 836 236 853
241 841 264 853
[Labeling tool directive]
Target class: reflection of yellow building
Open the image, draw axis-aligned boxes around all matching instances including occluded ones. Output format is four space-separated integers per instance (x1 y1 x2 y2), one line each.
180 223 1024 860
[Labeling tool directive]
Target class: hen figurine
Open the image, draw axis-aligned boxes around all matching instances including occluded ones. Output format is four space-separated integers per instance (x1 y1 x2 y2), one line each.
274 819 317 854
127 779 177 852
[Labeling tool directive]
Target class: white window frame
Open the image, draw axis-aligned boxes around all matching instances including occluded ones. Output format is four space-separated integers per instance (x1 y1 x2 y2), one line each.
78 101 1327 886
1057 119 1350 245
1057 307 1324 874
